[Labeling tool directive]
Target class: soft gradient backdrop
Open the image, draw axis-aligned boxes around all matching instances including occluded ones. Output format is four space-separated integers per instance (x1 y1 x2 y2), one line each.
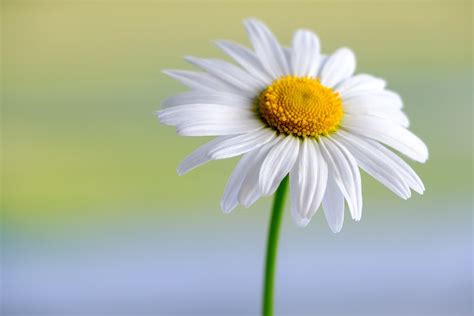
2 1 472 315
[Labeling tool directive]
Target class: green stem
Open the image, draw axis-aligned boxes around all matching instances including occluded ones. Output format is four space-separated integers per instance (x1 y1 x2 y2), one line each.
262 175 289 316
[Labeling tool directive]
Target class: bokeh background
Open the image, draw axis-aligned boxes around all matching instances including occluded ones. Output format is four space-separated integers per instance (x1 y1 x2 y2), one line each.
2 1 472 315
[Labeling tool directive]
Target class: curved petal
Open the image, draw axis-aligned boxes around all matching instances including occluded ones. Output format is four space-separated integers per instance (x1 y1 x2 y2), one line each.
320 137 362 221
221 137 282 212
289 139 317 227
308 140 329 218
322 174 345 233
161 91 253 109
342 115 428 163
176 120 262 137
185 56 264 95
339 132 424 194
334 131 412 199
342 90 403 110
290 29 320 77
290 178 310 227
284 47 292 66
320 48 356 88
335 74 386 97
176 136 232 175
365 138 425 194
316 54 329 77
215 40 273 86
259 135 300 196
383 111 409 127
157 104 255 126
208 128 277 159
345 112 409 128
238 140 279 207
221 150 258 213
157 104 262 136
289 138 327 227
244 18 289 78
162 69 240 94
342 89 407 126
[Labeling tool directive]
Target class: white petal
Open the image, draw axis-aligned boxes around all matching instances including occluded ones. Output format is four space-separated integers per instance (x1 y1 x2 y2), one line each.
334 131 411 199
342 90 407 126
157 104 255 126
176 120 262 137
221 151 256 213
157 104 263 136
345 111 409 128
283 47 292 68
342 90 403 110
368 139 425 194
244 18 289 78
157 104 262 136
342 116 428 163
185 56 264 95
176 136 232 175
290 176 311 227
346 131 425 194
335 74 386 97
290 30 320 77
308 140 329 218
316 54 328 77
259 136 300 196
328 137 363 220
162 69 240 94
322 174 345 233
238 140 278 207
161 91 253 109
320 137 362 221
214 40 273 85
208 128 277 159
289 138 323 227
320 48 356 88
386 111 410 127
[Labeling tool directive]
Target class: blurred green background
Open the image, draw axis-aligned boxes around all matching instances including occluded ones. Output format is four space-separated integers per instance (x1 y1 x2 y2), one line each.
2 1 472 315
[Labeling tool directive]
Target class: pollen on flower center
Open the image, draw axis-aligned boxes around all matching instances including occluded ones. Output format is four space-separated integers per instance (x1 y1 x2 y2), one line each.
258 76 343 137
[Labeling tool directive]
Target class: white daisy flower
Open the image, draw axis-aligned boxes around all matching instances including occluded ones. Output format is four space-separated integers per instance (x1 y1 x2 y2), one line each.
157 18 428 233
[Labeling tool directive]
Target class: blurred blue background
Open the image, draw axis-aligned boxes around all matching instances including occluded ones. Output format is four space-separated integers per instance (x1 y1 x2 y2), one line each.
2 1 472 315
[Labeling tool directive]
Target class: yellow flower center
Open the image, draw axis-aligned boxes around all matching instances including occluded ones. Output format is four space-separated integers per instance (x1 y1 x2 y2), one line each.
259 76 343 137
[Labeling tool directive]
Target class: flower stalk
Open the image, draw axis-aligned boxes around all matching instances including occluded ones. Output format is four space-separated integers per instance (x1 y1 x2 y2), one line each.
262 175 289 316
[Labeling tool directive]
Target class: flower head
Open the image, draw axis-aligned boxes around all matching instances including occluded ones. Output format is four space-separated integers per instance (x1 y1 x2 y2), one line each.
157 18 428 232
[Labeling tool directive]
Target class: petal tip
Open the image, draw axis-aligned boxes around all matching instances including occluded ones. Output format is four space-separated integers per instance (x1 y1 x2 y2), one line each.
183 55 198 63
330 227 342 234
243 17 260 25
220 200 236 214
415 188 425 195
161 69 174 76
294 217 310 228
